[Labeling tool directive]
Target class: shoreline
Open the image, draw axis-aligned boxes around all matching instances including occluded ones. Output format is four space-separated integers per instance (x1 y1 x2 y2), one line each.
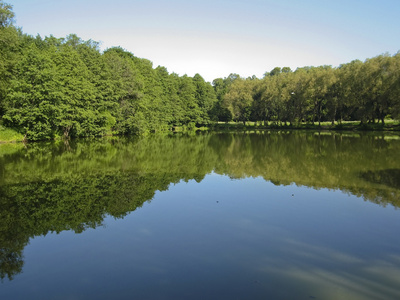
1 121 400 144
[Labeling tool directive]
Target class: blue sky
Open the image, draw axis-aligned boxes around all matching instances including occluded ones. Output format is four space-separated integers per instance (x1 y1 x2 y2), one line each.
10 0 400 82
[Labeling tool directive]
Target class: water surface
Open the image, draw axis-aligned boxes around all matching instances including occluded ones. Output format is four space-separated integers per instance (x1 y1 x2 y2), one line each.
1 131 400 299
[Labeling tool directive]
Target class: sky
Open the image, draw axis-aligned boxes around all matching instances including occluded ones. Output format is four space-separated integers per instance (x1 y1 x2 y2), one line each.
9 0 400 82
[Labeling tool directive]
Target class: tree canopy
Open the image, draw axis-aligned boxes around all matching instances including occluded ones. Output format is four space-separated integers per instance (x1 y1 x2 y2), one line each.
224 59 400 126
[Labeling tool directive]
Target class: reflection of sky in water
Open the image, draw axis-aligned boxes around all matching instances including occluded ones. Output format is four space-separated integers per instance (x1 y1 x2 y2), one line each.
2 173 400 300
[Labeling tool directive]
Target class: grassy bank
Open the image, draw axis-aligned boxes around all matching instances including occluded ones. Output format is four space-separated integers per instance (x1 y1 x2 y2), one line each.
0 126 25 143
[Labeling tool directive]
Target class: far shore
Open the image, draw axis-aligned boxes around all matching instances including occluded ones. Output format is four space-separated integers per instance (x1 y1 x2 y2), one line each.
1 120 399 144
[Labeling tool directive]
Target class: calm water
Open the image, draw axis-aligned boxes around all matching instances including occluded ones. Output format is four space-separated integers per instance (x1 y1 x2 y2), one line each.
1 131 400 300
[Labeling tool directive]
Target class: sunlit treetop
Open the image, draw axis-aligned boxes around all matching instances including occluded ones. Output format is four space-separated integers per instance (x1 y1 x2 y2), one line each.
0 1 14 28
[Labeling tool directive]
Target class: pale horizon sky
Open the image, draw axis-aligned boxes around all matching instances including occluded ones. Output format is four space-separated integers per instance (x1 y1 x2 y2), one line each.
9 0 400 82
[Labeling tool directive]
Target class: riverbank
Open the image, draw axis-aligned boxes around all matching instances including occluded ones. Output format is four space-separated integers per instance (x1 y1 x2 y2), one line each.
1 120 400 143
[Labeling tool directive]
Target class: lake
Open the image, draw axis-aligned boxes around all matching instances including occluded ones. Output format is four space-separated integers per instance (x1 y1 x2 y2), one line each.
1 131 400 300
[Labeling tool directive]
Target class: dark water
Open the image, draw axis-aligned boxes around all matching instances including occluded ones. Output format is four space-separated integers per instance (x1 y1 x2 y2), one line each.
1 131 400 300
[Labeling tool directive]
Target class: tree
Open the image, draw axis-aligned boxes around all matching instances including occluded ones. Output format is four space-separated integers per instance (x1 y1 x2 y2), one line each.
3 44 59 140
0 0 13 27
0 1 19 117
341 60 367 123
287 69 313 124
270 67 282 76
389 52 400 120
362 54 399 124
223 78 255 125
210 77 233 122
192 73 217 124
102 47 146 134
177 75 202 125
308 66 336 125
52 43 102 137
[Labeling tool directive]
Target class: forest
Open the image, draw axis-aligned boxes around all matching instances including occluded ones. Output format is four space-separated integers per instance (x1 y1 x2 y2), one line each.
0 1 399 141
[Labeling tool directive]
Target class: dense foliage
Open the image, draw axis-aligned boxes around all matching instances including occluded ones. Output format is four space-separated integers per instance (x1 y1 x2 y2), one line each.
223 57 400 126
0 3 218 140
0 2 399 140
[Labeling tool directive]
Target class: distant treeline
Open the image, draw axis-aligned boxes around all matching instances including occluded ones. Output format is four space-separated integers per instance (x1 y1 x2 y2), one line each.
1 2 399 140
217 56 400 127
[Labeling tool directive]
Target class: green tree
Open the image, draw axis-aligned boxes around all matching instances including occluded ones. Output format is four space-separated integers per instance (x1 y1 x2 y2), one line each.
3 43 59 140
287 69 313 124
389 52 400 119
177 75 202 125
52 42 102 137
102 47 146 134
192 73 217 124
269 67 282 77
0 1 19 117
223 78 255 125
0 0 13 27
308 66 336 125
259 75 284 124
211 77 233 122
362 54 399 124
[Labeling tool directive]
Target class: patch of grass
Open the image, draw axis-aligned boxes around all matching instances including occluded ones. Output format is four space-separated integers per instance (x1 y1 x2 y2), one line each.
0 142 25 156
0 126 24 143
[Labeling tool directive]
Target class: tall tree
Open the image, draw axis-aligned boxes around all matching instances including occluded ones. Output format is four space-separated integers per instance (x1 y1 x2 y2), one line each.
223 78 255 125
192 73 217 124
3 43 58 140
0 1 19 117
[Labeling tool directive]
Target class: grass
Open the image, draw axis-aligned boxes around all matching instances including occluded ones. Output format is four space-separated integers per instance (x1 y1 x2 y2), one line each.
0 142 25 156
0 126 24 143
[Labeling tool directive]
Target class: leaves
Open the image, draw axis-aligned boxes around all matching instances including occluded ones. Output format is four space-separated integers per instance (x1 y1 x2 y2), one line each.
219 55 399 126
0 3 219 140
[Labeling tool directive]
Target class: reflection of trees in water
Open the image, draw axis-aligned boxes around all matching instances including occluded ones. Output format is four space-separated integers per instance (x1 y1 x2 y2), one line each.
0 170 183 281
210 132 400 206
0 237 26 281
360 169 400 189
0 132 400 280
